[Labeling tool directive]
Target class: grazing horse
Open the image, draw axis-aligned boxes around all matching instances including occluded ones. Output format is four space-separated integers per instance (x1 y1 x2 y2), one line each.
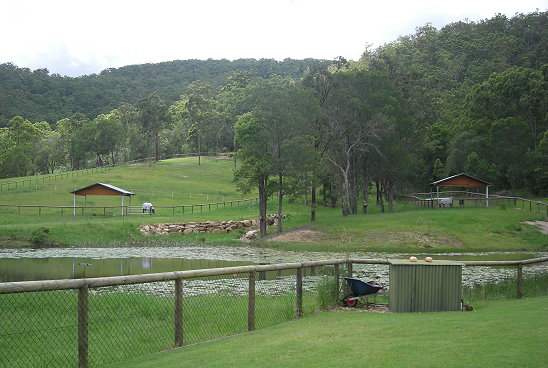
142 202 153 213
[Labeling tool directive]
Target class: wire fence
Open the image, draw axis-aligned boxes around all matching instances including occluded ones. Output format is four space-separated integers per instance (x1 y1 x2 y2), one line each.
0 260 348 368
0 152 230 193
0 198 258 217
0 167 113 192
1 257 546 368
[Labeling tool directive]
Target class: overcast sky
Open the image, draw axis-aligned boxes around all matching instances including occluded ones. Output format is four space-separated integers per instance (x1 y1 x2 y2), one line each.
1 0 546 77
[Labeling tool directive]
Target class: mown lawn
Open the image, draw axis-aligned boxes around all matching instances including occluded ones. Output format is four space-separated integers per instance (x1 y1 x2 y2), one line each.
106 295 548 368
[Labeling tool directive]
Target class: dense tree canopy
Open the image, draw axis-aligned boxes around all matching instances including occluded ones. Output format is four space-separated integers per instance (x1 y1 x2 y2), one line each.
0 11 546 221
0 59 332 126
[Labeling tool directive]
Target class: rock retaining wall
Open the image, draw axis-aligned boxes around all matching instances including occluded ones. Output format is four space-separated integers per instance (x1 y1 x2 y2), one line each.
139 214 283 236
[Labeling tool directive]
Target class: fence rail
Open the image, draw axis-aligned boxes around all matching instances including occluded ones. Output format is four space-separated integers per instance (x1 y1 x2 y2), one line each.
0 198 258 216
0 152 231 193
406 191 548 215
1 256 546 368
0 167 113 192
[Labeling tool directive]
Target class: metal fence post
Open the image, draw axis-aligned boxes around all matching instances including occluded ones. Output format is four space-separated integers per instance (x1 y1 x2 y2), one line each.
174 279 183 346
248 272 255 331
296 267 303 318
78 285 89 368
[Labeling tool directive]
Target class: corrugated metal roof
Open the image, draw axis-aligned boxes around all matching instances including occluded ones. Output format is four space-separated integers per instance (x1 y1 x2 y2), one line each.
70 183 134 196
430 173 491 186
389 262 462 313
389 259 464 266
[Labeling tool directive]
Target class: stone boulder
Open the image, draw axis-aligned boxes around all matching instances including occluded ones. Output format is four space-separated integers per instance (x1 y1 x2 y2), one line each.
138 214 286 237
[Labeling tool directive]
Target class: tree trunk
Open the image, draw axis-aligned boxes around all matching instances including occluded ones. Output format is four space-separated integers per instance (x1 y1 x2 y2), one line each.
377 180 385 213
349 161 358 215
376 179 381 205
362 159 369 214
387 181 394 213
340 178 350 216
258 176 267 238
154 129 160 161
198 134 201 166
277 172 283 234
311 184 317 222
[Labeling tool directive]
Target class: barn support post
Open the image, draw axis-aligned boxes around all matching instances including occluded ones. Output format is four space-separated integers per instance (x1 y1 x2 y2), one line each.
486 186 489 208
73 194 77 216
121 196 124 216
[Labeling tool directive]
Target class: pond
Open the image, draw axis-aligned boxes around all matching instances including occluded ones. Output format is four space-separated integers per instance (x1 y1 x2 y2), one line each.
0 245 546 287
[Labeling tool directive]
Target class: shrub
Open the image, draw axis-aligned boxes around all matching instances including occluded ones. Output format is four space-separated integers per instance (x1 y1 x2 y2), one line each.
30 227 50 247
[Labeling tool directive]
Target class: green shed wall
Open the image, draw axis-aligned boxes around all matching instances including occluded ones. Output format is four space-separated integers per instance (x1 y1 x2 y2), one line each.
389 263 462 313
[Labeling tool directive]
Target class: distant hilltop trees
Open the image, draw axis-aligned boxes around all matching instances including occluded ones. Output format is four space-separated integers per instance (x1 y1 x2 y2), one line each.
0 11 546 201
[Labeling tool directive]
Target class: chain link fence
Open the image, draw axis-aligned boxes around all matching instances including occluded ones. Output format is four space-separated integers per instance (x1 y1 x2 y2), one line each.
3 257 545 368
0 260 350 368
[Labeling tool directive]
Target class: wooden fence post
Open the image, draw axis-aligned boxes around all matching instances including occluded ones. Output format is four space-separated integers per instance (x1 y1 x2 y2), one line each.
78 285 89 368
296 267 303 318
516 264 523 299
174 279 183 346
344 261 353 294
334 263 340 292
346 261 353 277
248 272 255 331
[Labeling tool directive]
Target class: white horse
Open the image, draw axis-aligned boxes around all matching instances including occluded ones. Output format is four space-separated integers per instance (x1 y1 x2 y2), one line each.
142 202 153 213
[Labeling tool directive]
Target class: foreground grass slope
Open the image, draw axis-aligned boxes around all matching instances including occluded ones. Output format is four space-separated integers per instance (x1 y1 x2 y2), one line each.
107 296 548 368
0 157 546 250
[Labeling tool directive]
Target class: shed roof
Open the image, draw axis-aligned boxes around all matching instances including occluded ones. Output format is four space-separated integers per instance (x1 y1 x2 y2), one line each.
431 173 490 188
389 259 464 266
70 183 134 196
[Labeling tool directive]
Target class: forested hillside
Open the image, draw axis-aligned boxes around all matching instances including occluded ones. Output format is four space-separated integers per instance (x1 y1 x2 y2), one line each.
0 11 546 215
368 11 547 193
0 58 331 125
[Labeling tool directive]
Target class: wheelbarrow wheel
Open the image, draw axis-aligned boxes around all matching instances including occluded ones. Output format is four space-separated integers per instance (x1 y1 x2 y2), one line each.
342 294 358 308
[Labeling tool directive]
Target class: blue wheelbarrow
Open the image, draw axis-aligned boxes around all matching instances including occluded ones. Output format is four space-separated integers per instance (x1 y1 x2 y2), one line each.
341 277 385 307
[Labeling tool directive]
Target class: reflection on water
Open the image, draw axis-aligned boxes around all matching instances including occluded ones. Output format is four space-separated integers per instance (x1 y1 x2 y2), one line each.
0 257 253 282
0 246 546 284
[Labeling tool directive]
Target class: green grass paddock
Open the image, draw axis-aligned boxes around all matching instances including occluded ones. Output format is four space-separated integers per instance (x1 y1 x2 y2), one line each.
0 156 545 251
106 295 548 368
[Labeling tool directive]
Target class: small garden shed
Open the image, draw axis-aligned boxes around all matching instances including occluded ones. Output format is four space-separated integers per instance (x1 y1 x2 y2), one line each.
431 173 491 207
389 259 463 313
70 183 134 216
